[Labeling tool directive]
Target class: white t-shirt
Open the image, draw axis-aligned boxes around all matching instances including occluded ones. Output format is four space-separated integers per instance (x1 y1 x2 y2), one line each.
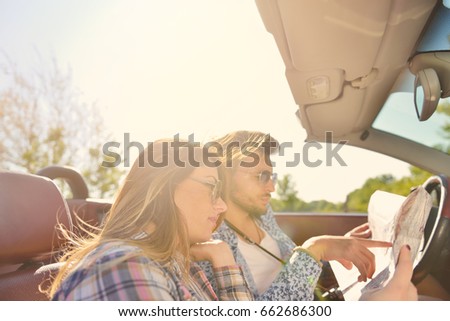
237 229 283 294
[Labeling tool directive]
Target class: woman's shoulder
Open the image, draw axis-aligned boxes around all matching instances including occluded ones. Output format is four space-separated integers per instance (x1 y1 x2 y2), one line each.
73 241 174 284
54 242 178 300
83 241 158 268
90 240 139 255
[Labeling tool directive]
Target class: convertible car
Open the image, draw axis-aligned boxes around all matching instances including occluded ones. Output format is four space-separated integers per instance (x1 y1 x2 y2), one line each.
0 0 449 301
255 0 450 299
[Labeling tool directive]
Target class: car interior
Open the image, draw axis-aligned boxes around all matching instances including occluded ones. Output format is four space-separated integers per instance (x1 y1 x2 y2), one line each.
0 168 111 300
0 0 449 301
255 0 450 300
255 0 449 176
1 166 448 300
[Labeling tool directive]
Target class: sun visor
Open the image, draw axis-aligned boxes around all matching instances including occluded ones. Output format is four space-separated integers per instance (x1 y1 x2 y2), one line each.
286 68 344 105
256 0 392 79
256 0 438 106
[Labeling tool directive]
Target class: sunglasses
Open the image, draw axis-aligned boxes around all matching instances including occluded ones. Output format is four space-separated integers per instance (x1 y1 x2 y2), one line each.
256 170 277 185
190 178 223 203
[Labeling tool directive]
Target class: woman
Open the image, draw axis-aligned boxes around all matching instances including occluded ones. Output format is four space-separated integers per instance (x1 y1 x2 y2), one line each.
49 139 252 300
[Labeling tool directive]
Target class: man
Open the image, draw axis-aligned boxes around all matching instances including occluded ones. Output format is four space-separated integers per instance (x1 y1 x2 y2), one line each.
201 130 392 300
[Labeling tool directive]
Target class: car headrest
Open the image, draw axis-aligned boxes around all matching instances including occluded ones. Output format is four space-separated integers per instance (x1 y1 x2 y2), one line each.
0 171 72 264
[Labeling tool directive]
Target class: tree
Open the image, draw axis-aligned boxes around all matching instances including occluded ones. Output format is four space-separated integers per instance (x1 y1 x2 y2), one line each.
345 174 395 212
270 174 304 212
344 167 435 212
271 174 343 213
436 98 450 153
344 99 449 212
0 55 123 198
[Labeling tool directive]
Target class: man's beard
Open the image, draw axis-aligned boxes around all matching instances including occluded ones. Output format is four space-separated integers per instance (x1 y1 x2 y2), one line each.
229 189 267 218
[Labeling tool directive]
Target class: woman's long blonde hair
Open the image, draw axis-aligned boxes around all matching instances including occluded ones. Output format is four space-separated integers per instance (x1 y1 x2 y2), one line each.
47 139 207 298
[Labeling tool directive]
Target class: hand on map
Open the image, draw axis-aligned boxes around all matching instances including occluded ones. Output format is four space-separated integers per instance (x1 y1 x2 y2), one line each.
360 245 418 301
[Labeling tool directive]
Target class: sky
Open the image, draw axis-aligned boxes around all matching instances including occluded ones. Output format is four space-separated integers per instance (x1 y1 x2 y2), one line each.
0 0 412 203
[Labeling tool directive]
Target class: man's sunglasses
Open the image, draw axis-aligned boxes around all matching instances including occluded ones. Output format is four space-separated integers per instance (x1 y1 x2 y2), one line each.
257 170 277 185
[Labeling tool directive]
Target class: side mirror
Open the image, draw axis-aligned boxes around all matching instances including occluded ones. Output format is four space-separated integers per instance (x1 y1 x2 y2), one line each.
414 68 441 121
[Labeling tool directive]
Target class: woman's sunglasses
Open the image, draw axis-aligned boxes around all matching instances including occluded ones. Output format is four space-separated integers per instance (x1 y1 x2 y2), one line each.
190 178 223 203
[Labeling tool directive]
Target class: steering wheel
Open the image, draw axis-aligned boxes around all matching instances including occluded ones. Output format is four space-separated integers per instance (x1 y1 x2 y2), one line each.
412 175 450 284
36 165 89 199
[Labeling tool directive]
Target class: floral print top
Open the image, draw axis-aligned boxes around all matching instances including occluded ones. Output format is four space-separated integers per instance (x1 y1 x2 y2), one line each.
200 206 322 300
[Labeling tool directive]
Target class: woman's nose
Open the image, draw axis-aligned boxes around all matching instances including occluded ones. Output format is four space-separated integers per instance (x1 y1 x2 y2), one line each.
213 196 228 213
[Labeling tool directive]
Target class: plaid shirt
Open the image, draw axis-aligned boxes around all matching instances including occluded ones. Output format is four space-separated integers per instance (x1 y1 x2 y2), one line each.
52 242 252 301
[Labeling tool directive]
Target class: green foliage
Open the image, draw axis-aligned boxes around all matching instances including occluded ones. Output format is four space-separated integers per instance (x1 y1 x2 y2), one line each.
340 98 448 211
341 99 448 211
345 174 394 212
0 56 123 198
344 166 433 212
271 168 434 213
437 99 450 151
272 100 449 213
270 174 343 213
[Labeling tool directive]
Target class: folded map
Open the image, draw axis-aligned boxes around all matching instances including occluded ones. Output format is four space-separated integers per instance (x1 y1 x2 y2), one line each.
330 186 432 300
